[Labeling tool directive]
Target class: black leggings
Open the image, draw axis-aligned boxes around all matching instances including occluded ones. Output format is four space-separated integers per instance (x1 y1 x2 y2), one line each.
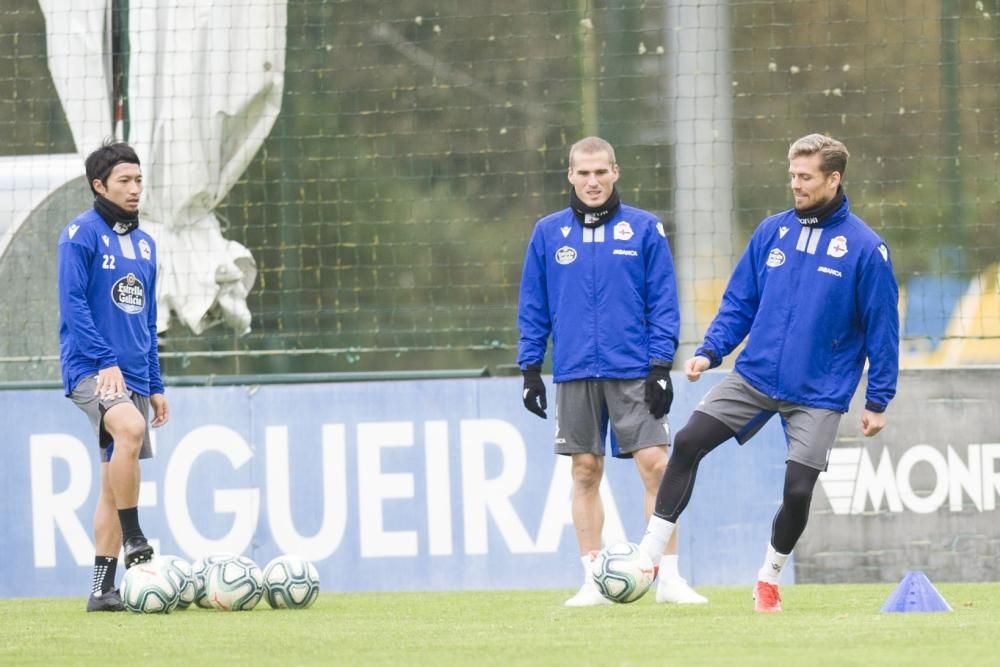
654 411 822 555
771 460 821 554
653 411 733 521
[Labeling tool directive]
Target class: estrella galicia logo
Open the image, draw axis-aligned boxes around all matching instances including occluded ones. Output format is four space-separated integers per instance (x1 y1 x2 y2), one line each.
555 246 577 265
766 248 785 267
111 273 146 314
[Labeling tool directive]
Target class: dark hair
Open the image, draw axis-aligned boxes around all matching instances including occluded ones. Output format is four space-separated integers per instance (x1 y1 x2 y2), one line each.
85 140 141 195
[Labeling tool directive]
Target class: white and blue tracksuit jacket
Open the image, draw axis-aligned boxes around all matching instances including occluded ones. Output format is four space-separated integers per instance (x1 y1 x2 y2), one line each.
517 204 679 382
696 195 899 413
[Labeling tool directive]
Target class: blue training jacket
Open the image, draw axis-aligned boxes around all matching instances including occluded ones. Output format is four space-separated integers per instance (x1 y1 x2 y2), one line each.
57 207 164 397
517 204 680 382
695 195 899 413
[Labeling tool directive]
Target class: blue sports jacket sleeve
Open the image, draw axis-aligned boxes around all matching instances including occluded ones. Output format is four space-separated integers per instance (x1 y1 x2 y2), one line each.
516 224 551 369
57 240 119 370
856 243 899 410
696 234 761 366
644 227 679 364
146 259 165 395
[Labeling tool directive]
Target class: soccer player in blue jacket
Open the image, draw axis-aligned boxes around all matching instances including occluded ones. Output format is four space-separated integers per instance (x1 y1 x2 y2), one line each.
57 142 170 611
518 137 706 606
637 134 900 612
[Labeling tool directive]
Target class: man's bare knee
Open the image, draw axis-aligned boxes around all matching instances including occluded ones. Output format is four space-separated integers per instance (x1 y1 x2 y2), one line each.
103 403 146 450
634 447 668 486
571 454 603 489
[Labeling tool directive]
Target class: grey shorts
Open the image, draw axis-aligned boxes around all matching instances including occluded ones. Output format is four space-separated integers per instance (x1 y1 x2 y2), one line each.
554 379 670 459
695 372 842 471
69 375 153 463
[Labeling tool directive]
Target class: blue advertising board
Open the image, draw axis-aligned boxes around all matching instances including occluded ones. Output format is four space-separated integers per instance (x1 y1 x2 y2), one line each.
0 374 790 598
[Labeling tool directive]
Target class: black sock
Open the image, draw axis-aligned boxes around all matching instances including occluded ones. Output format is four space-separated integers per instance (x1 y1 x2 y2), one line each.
117 507 143 543
91 556 118 595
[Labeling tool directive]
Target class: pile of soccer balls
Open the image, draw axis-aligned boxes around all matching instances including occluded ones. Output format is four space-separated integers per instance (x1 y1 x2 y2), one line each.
120 553 320 614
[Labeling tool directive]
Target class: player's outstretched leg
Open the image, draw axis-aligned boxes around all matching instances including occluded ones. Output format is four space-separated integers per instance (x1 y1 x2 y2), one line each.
639 413 732 591
632 447 708 605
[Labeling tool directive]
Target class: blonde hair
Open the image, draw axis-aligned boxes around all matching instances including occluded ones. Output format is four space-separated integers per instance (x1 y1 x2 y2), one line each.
788 133 849 177
569 136 617 168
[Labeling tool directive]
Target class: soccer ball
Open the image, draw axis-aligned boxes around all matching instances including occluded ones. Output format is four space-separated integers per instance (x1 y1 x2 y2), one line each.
121 558 181 613
591 542 655 603
202 555 264 611
191 553 235 609
262 555 321 609
159 555 196 610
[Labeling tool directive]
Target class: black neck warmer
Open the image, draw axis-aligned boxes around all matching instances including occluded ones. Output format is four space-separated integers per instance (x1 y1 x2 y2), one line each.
795 186 845 227
94 196 139 235
570 187 621 228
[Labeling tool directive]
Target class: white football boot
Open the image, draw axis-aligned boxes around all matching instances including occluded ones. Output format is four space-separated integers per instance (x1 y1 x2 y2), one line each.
656 576 708 604
564 581 612 607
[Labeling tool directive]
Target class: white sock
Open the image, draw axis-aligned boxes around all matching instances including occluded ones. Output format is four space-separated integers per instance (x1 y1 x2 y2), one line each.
659 554 680 580
580 554 595 585
757 544 789 584
639 515 675 564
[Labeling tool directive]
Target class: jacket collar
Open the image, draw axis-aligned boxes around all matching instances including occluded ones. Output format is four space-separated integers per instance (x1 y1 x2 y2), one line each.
795 191 849 228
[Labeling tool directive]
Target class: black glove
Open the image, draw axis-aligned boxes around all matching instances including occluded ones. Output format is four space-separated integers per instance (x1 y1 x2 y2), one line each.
521 366 547 419
644 364 673 419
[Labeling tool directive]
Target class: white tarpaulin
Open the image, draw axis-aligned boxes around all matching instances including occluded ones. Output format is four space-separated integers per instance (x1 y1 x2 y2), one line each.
39 0 286 335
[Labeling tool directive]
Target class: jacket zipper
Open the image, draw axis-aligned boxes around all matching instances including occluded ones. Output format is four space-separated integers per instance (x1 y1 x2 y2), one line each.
591 236 601 378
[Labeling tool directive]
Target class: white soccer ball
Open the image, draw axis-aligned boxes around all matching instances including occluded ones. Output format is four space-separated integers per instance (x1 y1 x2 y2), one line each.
121 558 181 613
591 542 655 603
159 555 196 610
262 555 321 609
202 555 264 611
191 553 235 609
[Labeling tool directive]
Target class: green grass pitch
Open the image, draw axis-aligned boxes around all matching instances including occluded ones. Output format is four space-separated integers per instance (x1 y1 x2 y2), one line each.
2 583 998 666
